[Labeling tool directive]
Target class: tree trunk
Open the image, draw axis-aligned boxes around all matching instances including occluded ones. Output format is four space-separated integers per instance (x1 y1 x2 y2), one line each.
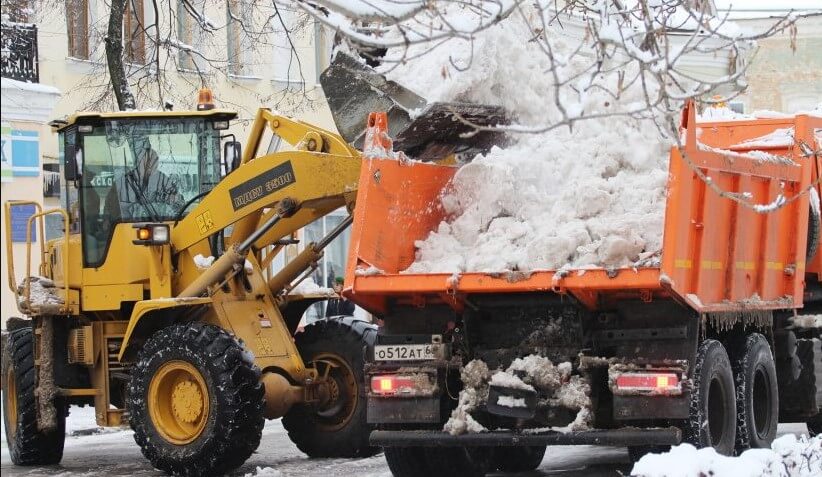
105 0 136 111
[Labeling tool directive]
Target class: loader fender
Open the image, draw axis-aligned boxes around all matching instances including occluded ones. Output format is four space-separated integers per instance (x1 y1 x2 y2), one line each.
117 297 212 362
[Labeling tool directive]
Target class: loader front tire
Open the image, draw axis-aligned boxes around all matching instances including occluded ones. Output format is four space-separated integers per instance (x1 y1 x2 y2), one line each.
2 326 66 465
127 323 264 476
283 316 378 457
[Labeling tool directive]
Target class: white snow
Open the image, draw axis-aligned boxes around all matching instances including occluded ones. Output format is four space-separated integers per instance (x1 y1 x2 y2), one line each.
193 253 215 270
244 466 284 477
496 395 527 408
355 265 385 276
382 5 673 274
490 371 536 392
288 277 335 296
791 315 822 329
631 434 822 477
312 0 428 22
0 76 61 95
733 128 795 149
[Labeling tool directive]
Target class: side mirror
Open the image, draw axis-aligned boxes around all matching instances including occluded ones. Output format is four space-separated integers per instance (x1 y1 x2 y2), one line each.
223 140 242 175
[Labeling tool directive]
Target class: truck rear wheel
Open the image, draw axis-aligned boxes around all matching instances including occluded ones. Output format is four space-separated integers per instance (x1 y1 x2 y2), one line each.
731 333 778 451
809 418 822 436
2 326 66 466
127 323 264 476
283 317 378 457
384 446 490 477
493 445 546 471
685 339 736 455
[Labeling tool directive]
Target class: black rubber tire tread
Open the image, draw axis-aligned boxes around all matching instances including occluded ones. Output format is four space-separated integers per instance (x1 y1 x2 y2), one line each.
384 447 439 477
684 339 736 455
423 447 490 477
283 316 378 458
2 326 66 465
627 445 670 463
730 333 778 451
808 202 821 262
493 445 546 471
809 417 822 437
781 338 822 416
127 322 264 477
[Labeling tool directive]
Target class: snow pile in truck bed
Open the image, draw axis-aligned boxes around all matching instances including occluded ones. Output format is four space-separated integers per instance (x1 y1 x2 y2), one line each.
630 433 822 477
381 6 672 273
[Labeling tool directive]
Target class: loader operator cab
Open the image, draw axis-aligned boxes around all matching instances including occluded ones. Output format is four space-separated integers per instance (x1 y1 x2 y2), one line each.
51 110 237 267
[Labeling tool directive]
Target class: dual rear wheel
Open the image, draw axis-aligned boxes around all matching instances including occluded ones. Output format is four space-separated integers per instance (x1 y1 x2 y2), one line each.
677 336 778 458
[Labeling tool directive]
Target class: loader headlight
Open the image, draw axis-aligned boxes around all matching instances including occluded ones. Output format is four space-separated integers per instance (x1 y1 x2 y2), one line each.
133 223 170 245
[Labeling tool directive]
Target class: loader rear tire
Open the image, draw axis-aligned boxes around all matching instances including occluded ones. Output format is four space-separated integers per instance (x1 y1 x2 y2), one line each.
283 316 378 457
731 333 778 451
2 326 66 465
127 323 264 476
493 445 546 471
684 339 736 456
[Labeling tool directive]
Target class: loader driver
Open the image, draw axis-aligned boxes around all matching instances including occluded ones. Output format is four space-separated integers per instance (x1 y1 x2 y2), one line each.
325 276 355 317
104 145 184 221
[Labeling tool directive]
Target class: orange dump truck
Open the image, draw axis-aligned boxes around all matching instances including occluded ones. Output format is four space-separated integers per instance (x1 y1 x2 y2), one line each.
343 106 822 475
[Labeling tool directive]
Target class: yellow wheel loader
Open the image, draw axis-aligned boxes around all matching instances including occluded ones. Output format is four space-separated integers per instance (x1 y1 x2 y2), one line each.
1 100 379 475
1 53 505 475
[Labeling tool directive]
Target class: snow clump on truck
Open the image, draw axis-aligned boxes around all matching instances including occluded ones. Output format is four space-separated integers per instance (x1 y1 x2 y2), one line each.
376 5 672 273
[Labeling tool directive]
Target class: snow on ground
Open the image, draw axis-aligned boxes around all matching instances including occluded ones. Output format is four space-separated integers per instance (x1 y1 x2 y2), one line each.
1 399 814 477
383 5 672 274
631 434 822 477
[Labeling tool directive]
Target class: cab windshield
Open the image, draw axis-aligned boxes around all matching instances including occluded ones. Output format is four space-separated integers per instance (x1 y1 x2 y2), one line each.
77 117 220 267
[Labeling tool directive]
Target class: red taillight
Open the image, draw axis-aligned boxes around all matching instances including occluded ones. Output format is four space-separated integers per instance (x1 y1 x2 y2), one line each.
615 372 680 394
370 375 418 396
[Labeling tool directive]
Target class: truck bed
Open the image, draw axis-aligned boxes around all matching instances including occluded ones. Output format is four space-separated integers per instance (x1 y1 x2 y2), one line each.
345 108 822 315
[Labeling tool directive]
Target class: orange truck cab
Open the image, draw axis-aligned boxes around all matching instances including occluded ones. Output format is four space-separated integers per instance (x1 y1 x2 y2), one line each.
343 106 822 472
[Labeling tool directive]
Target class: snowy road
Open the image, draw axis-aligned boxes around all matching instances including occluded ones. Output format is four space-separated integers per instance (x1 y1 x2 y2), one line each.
1 406 811 477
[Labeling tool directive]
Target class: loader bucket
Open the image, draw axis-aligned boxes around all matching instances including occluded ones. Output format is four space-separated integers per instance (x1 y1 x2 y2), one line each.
320 52 508 161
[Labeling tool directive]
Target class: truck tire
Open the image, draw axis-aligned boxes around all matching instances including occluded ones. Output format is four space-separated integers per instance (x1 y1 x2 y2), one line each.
127 323 264 476
493 445 546 471
627 445 669 463
809 417 822 436
684 339 736 455
731 333 778 451
283 317 378 457
384 447 490 477
384 447 436 477
2 326 66 465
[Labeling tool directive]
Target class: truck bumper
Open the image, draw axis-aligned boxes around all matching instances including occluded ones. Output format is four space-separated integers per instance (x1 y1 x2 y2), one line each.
370 427 682 447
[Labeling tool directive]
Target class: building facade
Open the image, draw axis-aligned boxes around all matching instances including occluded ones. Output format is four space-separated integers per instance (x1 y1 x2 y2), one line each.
1 1 343 326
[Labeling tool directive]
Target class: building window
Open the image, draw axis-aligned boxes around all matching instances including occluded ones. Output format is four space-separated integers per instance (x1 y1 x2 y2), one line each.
124 0 146 65
66 0 90 60
43 163 61 197
272 7 299 83
177 0 204 71
227 0 253 76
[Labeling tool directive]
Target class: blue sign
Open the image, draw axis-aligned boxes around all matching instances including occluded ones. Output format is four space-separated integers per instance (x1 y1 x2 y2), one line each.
10 204 37 242
11 130 39 177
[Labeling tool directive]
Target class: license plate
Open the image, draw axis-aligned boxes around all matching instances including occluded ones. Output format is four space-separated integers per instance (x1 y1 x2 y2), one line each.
374 344 434 361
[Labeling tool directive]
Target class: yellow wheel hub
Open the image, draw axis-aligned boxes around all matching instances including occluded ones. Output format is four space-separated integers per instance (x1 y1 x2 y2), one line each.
172 380 204 423
148 361 209 445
